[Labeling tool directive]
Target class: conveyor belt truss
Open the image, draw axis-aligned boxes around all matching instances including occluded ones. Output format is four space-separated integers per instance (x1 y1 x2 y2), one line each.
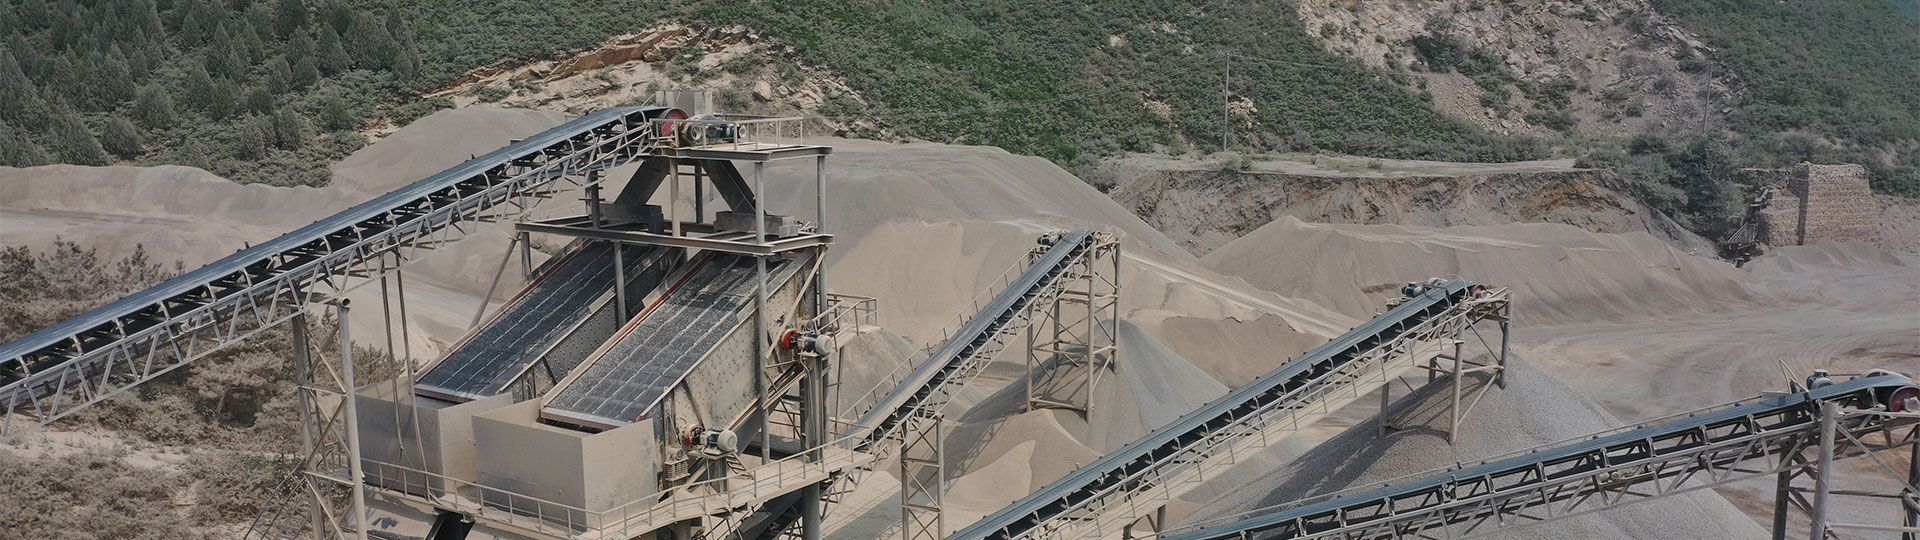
1156 375 1920 540
0 106 681 442
949 281 1510 540
701 230 1118 540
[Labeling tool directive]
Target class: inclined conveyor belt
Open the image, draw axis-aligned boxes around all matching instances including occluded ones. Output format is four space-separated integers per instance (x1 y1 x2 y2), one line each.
0 107 676 423
724 231 1099 540
413 241 673 402
948 280 1478 540
541 251 809 430
850 230 1094 451
1156 374 1920 540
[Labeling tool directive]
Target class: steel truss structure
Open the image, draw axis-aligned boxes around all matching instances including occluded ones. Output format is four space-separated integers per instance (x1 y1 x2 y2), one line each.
1154 375 1920 540
949 281 1511 540
0 107 680 443
1024 234 1123 414
711 231 1121 540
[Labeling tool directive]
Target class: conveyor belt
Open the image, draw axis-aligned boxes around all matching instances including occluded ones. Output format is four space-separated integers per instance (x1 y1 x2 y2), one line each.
721 231 1104 540
948 281 1480 540
541 251 809 430
0 106 678 440
850 230 1096 450
413 241 674 402
1157 375 1920 540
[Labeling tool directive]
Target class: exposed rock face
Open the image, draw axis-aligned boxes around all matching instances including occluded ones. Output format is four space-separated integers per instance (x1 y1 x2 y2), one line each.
1291 0 1735 137
1102 155 1712 256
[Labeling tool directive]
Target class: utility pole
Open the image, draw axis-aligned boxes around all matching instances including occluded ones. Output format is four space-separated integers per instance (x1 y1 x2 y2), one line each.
1222 54 1232 153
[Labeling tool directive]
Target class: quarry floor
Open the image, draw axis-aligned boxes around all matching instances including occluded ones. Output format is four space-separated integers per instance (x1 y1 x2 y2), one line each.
2 107 1916 539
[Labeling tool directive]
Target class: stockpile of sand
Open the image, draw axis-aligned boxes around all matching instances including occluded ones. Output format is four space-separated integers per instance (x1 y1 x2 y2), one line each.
934 320 1227 530
1177 358 1769 539
0 164 361 267
758 138 1191 261
1202 217 1759 326
330 108 571 195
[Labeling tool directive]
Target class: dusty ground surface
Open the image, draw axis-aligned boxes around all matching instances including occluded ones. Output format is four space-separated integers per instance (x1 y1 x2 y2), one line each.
2 106 1913 539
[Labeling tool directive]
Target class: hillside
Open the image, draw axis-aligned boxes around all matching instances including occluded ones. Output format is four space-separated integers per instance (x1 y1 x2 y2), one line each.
0 0 1546 185
3 0 1916 243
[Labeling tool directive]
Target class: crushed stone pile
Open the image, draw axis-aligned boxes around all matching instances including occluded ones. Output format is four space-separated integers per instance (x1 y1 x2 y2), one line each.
1202 217 1759 326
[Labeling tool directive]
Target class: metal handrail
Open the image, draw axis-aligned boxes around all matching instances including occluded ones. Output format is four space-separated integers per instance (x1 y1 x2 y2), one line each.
350 434 874 539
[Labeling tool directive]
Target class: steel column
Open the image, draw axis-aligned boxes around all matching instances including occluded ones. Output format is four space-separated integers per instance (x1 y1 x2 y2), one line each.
755 160 771 463
337 302 369 540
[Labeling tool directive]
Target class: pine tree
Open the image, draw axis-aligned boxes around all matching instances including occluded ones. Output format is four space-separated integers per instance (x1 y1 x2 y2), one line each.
270 106 306 150
47 109 110 166
291 55 319 89
132 84 177 130
392 45 422 86
287 31 319 87
209 79 239 120
99 117 143 158
91 51 136 111
274 0 307 38
184 63 217 114
316 25 350 75
233 114 272 160
237 21 266 66
243 86 274 116
265 56 293 94
0 120 53 167
344 12 395 70
318 93 354 131
0 50 49 131
17 0 47 30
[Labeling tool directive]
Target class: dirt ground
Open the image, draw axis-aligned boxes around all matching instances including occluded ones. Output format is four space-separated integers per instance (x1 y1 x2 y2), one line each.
2 106 1914 539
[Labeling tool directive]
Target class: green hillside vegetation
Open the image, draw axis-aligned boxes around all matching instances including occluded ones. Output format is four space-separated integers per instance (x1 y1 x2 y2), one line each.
0 0 430 185
0 0 1545 184
1649 0 1920 197
0 0 1913 242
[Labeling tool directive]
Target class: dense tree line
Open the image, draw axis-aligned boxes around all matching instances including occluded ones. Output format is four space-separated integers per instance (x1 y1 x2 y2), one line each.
0 0 423 186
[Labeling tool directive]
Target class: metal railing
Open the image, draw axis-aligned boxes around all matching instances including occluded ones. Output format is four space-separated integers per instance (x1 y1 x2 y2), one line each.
332 436 874 540
653 115 813 151
833 256 1034 434
1153 377 1920 540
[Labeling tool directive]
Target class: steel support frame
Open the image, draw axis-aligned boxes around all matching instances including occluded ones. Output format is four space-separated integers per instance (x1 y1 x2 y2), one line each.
0 121 658 443
1160 400 1918 540
1389 299 1511 444
1024 236 1121 415
1021 289 1511 540
1769 408 1920 540
242 302 377 540
901 410 947 540
804 234 1111 538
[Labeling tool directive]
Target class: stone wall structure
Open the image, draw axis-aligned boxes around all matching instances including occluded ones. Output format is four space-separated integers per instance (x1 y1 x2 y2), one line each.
1736 163 1878 247
1788 163 1878 245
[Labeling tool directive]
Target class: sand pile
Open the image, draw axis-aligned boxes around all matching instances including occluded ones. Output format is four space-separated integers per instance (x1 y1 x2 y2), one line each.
1202 217 1759 326
934 320 1227 529
0 164 362 266
1178 358 1769 539
757 138 1190 261
330 108 570 195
